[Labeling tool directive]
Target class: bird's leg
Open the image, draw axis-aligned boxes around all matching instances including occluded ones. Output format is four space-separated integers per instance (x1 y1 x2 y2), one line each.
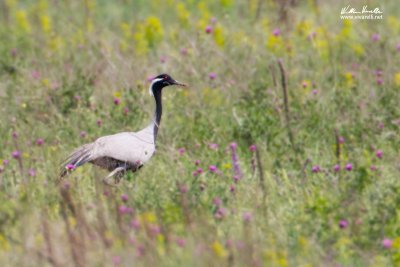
114 170 126 184
113 162 129 184
103 167 126 186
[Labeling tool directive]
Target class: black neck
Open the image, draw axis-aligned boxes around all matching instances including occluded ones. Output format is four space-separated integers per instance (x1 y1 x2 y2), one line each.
152 86 163 142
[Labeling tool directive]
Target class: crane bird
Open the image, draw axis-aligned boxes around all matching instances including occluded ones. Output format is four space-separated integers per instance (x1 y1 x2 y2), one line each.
59 74 187 185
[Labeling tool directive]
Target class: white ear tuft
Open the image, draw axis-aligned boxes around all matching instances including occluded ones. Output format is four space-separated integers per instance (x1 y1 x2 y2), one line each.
149 78 163 96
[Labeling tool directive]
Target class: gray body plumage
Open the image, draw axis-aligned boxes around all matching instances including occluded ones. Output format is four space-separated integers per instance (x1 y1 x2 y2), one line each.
60 123 156 180
59 74 186 184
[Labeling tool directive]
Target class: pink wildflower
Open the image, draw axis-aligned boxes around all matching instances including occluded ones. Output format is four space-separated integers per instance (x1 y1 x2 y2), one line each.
209 165 218 173
339 219 348 229
382 238 392 249
345 163 353 171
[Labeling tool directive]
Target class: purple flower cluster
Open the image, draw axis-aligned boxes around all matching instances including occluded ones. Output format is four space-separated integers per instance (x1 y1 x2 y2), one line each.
209 165 218 173
214 207 227 220
12 150 21 159
312 165 320 173
66 164 75 170
230 142 242 180
36 138 44 146
339 219 348 229
242 212 252 223
118 205 133 215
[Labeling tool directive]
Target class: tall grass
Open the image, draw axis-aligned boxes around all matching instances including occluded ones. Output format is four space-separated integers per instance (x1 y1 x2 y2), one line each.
0 0 399 266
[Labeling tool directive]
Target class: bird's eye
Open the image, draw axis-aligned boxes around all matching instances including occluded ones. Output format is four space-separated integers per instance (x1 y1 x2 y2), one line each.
164 75 168 80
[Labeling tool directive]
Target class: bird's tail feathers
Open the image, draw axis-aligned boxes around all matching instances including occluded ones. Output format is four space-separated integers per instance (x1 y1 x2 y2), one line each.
59 143 94 179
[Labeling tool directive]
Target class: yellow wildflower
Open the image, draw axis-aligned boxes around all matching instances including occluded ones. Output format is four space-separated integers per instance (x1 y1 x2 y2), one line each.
196 1 210 30
220 0 233 8
247 0 258 15
120 22 131 39
393 72 400 87
15 10 31 33
266 35 284 55
0 234 9 251
166 0 174 7
176 3 190 26
278 257 288 267
41 78 50 87
264 249 288 266
6 0 16 7
371 256 389 267
387 16 400 33
197 1 210 20
133 16 163 54
393 236 400 249
113 91 122 98
133 30 148 55
296 20 312 36
40 15 52 34
213 25 225 47
36 0 48 15
49 35 64 52
69 216 77 227
342 20 352 35
222 163 231 169
35 233 44 247
156 234 165 255
84 0 95 11
343 72 354 87
298 236 308 250
141 212 157 224
86 19 93 32
351 43 364 57
314 38 328 57
144 16 164 47
211 241 228 258
113 239 123 250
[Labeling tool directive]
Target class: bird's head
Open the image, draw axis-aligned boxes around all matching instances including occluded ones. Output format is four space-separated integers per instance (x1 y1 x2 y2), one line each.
149 74 187 96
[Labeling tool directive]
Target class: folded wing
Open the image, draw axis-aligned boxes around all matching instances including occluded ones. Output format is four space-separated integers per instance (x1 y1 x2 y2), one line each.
60 130 155 178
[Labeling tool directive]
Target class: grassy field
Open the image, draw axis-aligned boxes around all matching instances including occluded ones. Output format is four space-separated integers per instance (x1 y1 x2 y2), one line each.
0 0 399 266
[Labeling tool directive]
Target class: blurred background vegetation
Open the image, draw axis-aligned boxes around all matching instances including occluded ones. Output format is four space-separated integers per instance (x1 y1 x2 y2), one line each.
0 0 399 266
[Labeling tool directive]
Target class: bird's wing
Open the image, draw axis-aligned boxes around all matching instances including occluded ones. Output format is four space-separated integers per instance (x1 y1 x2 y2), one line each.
92 131 155 165
60 142 95 177
60 130 155 178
